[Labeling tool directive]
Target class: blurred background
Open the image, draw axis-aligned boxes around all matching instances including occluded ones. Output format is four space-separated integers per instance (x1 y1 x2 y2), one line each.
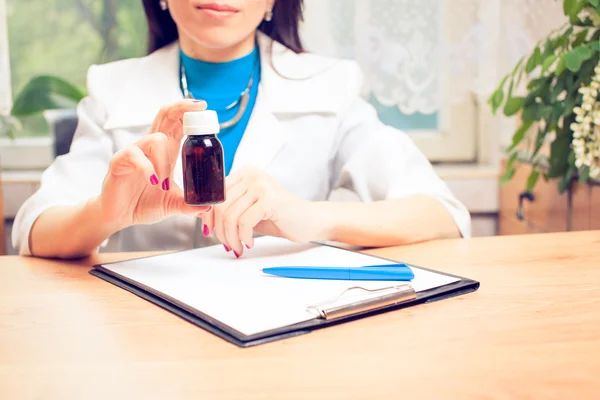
2 0 597 255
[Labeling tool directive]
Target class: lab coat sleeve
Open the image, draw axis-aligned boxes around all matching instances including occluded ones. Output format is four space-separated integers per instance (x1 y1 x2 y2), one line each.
11 65 115 255
329 77 472 238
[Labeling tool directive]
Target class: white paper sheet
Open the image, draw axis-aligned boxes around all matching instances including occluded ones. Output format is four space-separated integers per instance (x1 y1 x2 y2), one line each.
99 237 459 336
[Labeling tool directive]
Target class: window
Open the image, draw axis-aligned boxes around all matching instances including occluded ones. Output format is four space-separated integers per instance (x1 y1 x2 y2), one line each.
4 0 148 137
300 0 479 163
0 0 10 115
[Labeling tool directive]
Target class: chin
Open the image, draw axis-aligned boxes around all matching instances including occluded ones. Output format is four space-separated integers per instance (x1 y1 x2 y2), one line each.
188 28 251 50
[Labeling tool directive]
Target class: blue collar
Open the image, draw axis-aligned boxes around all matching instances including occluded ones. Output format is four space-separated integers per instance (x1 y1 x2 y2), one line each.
180 46 259 104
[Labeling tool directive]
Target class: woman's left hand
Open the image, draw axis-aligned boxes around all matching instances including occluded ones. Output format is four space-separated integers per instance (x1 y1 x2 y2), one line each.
201 167 326 257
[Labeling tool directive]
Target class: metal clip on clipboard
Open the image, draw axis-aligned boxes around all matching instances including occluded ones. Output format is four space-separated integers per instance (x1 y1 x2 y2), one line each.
306 284 417 321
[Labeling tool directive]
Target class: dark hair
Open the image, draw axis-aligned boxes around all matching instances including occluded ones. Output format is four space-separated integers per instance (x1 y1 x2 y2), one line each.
142 0 304 54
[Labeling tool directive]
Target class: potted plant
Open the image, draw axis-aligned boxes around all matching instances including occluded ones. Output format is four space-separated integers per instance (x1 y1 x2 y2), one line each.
490 0 600 194
0 75 84 169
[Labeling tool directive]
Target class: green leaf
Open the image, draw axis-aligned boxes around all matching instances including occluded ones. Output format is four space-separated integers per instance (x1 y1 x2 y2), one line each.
522 102 544 121
564 0 586 17
565 49 583 72
541 38 555 61
526 169 541 191
512 56 525 76
10 75 85 117
506 151 518 169
563 90 580 118
551 78 566 103
508 120 534 151
532 126 547 159
503 96 524 116
591 41 600 51
565 70 576 92
556 56 567 75
541 54 559 73
500 165 516 185
490 89 505 114
573 29 589 47
578 45 594 61
488 75 509 113
574 53 600 87
590 0 599 7
526 47 541 73
578 165 591 183
559 164 577 193
548 125 573 178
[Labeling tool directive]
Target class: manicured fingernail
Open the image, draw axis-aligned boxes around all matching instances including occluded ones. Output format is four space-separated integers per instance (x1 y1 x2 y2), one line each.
193 100 203 103
162 178 170 191
234 251 240 258
245 243 251 249
203 224 210 236
150 174 159 185
223 244 231 252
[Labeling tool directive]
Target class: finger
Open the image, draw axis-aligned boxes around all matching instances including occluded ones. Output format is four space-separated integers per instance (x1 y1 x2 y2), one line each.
223 191 261 256
110 146 159 187
224 169 246 190
238 200 268 249
164 187 211 217
213 205 231 253
200 207 214 237
150 99 207 141
136 132 171 190
213 182 249 254
150 100 208 177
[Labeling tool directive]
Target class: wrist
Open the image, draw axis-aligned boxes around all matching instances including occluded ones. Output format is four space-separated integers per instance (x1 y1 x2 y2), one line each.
306 201 346 242
85 196 124 237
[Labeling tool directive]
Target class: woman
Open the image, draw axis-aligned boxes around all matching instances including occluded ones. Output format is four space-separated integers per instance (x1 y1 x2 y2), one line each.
12 0 471 259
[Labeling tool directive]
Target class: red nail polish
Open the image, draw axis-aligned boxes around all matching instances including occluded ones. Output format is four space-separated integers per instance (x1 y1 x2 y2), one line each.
150 174 159 185
234 251 240 258
162 177 170 191
192 100 203 103
223 244 231 252
245 243 251 249
203 224 210 236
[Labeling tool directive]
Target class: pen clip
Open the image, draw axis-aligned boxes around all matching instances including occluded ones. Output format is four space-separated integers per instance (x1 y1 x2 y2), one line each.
307 284 417 321
360 263 410 269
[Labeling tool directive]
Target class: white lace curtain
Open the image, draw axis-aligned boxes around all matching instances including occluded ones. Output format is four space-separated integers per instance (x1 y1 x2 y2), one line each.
300 0 566 115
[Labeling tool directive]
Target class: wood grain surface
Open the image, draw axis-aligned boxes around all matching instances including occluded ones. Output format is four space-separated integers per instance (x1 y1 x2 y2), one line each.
1 231 599 399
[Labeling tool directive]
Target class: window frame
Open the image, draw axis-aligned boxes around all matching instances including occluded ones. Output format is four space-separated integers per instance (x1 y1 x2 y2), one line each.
0 0 11 114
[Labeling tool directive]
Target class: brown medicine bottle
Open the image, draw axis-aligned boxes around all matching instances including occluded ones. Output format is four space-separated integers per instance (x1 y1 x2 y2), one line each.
182 110 225 205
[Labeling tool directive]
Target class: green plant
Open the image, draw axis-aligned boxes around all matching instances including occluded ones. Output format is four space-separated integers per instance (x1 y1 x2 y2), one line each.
0 114 22 140
490 0 600 193
0 75 85 140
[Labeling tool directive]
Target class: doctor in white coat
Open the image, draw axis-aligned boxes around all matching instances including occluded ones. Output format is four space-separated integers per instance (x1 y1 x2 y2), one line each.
12 0 471 259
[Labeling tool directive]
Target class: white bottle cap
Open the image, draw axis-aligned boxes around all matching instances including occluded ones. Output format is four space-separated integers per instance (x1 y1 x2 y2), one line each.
183 110 220 135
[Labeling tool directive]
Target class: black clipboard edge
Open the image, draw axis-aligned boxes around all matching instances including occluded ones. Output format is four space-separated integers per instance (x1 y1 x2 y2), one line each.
89 266 480 348
89 269 313 348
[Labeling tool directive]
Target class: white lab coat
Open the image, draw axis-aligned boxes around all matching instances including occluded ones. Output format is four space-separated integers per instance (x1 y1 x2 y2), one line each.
12 33 471 256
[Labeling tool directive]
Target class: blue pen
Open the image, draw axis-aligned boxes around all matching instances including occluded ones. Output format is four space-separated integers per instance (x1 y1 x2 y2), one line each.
261 264 414 281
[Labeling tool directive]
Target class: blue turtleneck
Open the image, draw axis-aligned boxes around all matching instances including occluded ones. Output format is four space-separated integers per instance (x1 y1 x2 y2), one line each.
180 46 261 176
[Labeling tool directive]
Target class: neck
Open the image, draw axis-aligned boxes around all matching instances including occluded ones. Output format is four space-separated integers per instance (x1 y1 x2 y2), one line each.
178 31 256 63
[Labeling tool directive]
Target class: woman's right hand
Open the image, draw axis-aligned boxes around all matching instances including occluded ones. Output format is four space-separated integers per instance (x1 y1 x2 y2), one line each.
98 99 211 230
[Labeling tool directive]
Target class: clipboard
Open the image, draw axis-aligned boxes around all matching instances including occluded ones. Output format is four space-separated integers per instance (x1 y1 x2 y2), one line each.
90 238 480 347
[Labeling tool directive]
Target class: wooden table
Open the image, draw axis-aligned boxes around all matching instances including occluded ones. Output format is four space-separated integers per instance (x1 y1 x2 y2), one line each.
1 231 599 399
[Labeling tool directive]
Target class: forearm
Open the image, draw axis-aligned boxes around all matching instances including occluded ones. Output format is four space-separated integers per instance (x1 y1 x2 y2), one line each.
29 197 120 259
314 195 462 247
